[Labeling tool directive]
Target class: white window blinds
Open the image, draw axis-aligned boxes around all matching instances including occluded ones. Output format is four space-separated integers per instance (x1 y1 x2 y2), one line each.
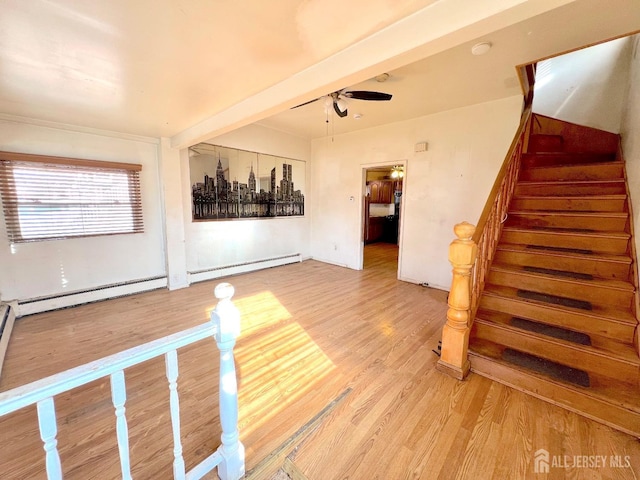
0 152 143 243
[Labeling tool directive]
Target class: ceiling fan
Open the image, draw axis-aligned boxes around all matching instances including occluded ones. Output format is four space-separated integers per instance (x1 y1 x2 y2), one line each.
293 88 392 118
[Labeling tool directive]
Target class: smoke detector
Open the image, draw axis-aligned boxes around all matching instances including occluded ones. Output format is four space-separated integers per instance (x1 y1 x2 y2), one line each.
471 42 492 55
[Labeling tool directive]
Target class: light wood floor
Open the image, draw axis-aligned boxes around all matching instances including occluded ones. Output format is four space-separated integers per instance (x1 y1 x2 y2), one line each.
1 243 639 479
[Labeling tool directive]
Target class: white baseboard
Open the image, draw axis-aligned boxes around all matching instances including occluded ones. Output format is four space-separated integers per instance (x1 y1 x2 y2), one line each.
17 276 168 316
398 275 449 291
188 254 301 284
0 304 17 379
308 257 350 269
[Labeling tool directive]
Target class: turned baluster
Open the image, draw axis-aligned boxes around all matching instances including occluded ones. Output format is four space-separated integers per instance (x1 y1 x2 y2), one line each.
436 222 478 380
211 283 245 480
37 397 62 480
165 349 186 479
110 370 132 480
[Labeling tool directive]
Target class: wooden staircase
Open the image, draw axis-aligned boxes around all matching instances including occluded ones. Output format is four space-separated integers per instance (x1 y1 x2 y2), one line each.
468 115 640 437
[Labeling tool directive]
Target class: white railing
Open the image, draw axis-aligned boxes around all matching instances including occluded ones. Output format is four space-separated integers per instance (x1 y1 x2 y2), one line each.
0 282 245 480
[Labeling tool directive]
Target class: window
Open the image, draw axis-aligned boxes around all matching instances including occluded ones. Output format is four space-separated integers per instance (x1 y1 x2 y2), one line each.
0 151 143 243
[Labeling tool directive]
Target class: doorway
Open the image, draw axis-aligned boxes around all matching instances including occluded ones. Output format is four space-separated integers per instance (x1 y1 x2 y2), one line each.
361 163 404 275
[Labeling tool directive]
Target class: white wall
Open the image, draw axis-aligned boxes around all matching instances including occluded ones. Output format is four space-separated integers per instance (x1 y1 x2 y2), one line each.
159 137 188 290
621 35 640 283
310 95 523 290
533 37 632 133
182 124 311 274
0 119 166 302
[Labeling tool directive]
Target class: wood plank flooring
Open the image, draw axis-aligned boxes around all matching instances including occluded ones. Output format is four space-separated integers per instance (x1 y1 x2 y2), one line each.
1 243 639 479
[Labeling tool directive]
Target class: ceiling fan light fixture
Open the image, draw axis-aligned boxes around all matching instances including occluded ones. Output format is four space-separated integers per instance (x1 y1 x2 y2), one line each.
292 86 391 121
391 165 404 179
323 96 333 113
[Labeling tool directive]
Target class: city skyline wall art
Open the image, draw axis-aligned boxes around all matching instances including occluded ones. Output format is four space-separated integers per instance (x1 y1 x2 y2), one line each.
189 143 305 221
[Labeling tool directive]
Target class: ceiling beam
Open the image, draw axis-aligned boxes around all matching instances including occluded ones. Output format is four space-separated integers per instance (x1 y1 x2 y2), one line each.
171 0 576 149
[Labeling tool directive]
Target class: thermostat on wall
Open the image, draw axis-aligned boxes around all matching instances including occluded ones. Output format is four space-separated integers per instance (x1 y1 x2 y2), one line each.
414 142 428 152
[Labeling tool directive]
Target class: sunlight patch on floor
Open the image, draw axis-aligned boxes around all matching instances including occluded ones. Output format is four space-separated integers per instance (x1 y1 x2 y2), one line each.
211 291 337 441
205 290 294 337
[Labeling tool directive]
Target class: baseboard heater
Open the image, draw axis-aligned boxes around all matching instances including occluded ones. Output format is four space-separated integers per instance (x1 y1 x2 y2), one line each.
0 303 16 381
188 254 302 284
17 276 168 317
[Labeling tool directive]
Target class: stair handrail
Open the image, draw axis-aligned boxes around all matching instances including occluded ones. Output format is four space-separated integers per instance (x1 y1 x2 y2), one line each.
436 106 532 380
0 283 245 480
470 106 532 317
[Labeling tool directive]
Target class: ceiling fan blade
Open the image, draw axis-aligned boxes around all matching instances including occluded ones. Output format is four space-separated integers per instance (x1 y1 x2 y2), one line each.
345 90 392 101
291 97 320 109
333 101 348 118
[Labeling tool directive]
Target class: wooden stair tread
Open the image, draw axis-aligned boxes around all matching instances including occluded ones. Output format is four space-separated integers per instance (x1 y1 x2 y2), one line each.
508 210 628 218
493 243 632 282
509 197 627 213
512 194 627 201
502 226 629 239
523 152 616 160
473 310 639 365
468 338 640 433
482 284 637 325
469 338 640 412
472 313 639 384
497 237 631 270
490 263 634 292
496 243 632 265
524 160 624 170
524 151 615 156
479 308 633 355
519 162 624 182
506 211 629 230
480 285 636 341
516 179 625 187
514 179 627 196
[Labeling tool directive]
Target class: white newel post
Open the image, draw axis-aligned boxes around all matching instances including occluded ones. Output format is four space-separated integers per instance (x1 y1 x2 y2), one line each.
211 283 245 480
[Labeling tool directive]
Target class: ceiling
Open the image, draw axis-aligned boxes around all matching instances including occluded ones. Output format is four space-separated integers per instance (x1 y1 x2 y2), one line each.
259 2 640 139
0 0 638 147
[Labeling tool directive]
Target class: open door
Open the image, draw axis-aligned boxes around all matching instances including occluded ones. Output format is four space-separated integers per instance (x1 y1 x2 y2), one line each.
362 164 404 274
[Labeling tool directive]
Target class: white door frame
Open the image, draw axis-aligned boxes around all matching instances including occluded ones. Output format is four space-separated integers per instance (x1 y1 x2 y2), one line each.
358 159 408 279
